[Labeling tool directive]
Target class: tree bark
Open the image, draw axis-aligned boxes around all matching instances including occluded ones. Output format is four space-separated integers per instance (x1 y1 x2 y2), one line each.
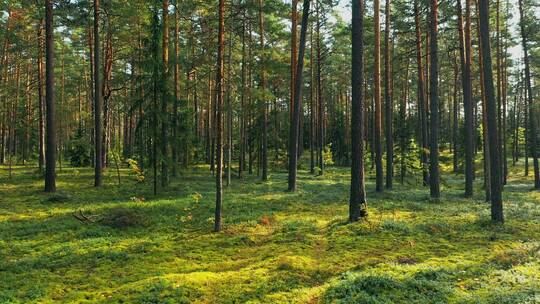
374 0 383 192
476 0 491 202
161 0 170 187
414 0 429 186
316 0 324 175
239 12 247 178
350 0 367 222
452 52 459 173
288 0 310 191
93 0 102 187
458 0 474 197
384 0 393 189
172 0 180 177
290 0 297 124
226 30 233 186
214 0 225 231
259 0 268 181
309 23 315 174
429 0 440 199
36 19 46 172
478 0 503 222
44 0 56 192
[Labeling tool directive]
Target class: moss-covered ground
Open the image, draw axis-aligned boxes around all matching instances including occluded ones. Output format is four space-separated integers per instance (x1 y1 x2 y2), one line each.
1 161 539 303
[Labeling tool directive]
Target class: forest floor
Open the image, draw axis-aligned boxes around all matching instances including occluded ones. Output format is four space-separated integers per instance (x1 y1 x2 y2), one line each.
1 160 540 303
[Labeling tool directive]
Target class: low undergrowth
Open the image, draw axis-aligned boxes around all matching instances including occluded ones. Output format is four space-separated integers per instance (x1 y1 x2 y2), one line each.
0 162 539 303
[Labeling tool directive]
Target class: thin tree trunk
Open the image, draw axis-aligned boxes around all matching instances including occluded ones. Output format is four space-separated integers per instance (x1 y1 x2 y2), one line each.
44 0 56 193
452 52 459 173
239 12 247 178
214 0 225 232
93 0 102 187
37 18 46 172
496 0 504 186
414 0 429 186
259 0 268 181
161 0 169 187
288 0 310 191
373 0 383 192
225 32 233 186
524 68 529 175
316 0 324 175
172 0 180 177
152 11 159 195
458 0 474 197
429 0 440 199
309 23 315 174
290 0 298 124
384 0 393 189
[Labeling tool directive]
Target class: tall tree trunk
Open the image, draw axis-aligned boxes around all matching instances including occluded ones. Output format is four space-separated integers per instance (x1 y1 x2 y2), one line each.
247 25 253 175
478 0 503 222
259 0 268 181
476 1 491 202
414 0 429 186
239 12 247 178
452 52 459 173
24 60 32 165
0 9 10 166
373 0 383 192
214 0 225 232
350 0 367 222
502 1 509 183
287 0 310 191
458 0 474 197
428 0 440 199
316 0 324 175
290 0 297 124
93 0 102 187
161 0 170 187
37 18 46 172
152 11 159 195
496 0 504 186
512 87 519 166
226 31 233 186
172 0 180 177
524 68 529 176
44 0 56 192
384 0 393 189
518 0 539 188
309 23 315 174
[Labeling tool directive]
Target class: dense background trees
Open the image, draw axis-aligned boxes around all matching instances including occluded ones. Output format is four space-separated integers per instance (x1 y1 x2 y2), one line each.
0 0 539 223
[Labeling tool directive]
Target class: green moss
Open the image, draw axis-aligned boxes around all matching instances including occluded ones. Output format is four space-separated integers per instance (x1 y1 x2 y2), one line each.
1 164 539 303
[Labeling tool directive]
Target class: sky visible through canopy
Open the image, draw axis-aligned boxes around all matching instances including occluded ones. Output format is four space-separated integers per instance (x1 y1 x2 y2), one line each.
332 0 526 74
